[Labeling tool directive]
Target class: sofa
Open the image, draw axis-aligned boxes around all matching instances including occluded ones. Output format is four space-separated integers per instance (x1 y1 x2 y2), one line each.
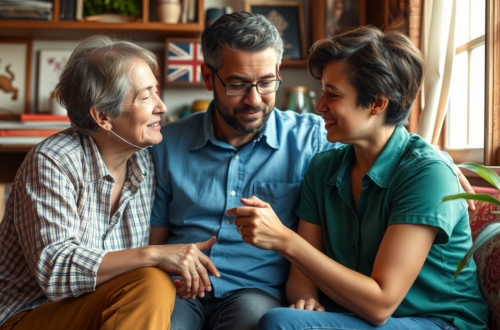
468 186 500 329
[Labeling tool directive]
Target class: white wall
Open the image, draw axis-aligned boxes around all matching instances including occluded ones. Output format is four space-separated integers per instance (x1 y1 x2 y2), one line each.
30 0 320 116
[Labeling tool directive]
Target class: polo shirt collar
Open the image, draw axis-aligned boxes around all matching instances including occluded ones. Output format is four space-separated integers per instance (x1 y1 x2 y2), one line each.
326 125 409 189
191 100 279 150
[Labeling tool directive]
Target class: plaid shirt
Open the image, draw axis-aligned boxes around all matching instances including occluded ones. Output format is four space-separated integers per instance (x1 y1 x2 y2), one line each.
0 128 155 326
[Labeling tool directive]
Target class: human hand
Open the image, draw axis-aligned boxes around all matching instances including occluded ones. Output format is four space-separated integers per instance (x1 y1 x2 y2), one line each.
226 196 292 252
150 236 220 299
289 297 325 312
454 164 476 211
174 278 207 299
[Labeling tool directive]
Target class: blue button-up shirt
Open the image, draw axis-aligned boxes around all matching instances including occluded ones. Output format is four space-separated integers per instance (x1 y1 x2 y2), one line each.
150 101 336 300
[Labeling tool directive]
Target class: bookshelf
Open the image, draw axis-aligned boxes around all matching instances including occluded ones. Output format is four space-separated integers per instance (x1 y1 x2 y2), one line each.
0 0 205 41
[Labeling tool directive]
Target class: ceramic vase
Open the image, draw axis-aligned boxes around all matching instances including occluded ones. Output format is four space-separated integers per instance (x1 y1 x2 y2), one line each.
157 0 181 24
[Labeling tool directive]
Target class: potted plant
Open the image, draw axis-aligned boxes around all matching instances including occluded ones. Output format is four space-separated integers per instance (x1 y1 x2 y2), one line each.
440 162 500 297
83 0 142 21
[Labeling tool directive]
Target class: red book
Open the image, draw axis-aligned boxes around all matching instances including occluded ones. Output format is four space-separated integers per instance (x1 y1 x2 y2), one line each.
0 129 64 137
20 114 70 122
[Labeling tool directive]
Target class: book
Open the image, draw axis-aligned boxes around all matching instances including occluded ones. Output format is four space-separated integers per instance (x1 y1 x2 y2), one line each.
20 114 70 122
0 121 71 129
59 0 65 20
0 183 11 223
75 0 82 20
0 136 46 145
0 129 64 137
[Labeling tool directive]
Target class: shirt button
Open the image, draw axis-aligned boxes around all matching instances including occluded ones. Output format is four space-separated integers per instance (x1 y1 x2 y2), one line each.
235 155 240 160
225 219 230 224
231 190 236 196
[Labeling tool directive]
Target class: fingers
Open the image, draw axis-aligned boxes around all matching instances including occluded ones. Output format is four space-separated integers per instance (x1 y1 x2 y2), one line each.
194 261 211 294
195 236 217 251
199 253 220 278
189 266 200 300
289 299 324 312
241 196 269 208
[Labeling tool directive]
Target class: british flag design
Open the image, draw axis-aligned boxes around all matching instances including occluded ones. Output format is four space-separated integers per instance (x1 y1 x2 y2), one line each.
167 41 204 84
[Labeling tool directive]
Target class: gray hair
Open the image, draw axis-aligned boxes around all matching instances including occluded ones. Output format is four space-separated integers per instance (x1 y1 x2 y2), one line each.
201 11 284 70
56 35 159 134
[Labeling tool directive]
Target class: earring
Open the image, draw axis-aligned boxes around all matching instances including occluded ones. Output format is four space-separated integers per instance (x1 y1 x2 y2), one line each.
371 110 376 115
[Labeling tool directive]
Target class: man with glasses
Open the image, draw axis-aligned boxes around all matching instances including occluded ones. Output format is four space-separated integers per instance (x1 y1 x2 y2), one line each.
148 12 335 330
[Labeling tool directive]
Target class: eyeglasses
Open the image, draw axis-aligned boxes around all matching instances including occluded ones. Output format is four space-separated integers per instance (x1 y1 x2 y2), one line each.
210 67 282 96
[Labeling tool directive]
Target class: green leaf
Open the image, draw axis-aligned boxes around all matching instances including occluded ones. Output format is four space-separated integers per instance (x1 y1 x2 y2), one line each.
455 222 500 279
440 193 500 206
459 162 500 190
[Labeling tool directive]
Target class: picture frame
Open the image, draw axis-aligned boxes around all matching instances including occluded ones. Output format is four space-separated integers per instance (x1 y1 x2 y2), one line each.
0 40 32 114
244 1 306 60
311 0 366 42
37 49 73 113
165 38 205 87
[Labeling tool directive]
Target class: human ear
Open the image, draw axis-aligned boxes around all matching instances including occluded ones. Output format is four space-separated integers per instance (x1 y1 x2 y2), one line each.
201 63 214 92
89 106 112 131
370 94 390 116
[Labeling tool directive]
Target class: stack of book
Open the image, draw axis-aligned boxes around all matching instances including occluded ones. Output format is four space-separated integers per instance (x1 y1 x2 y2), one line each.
0 114 71 146
60 0 83 21
0 0 52 20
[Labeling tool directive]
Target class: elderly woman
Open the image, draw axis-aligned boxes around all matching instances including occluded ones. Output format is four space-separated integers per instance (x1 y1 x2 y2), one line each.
0 35 219 330
228 26 488 329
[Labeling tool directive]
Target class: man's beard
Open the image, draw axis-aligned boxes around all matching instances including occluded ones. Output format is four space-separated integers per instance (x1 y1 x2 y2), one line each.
213 84 273 134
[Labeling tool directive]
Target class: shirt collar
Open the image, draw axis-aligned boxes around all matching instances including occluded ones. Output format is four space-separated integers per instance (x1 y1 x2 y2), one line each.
326 125 409 189
190 100 279 150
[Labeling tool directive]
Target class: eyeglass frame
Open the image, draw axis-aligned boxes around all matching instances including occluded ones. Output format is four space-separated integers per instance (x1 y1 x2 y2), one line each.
208 65 283 96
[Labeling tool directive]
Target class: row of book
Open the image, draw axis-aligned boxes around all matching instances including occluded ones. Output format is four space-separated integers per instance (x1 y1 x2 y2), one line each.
0 114 70 145
60 0 83 21
0 0 52 20
0 183 11 223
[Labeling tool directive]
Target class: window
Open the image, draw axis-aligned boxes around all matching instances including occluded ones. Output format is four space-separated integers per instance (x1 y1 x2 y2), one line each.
445 0 485 161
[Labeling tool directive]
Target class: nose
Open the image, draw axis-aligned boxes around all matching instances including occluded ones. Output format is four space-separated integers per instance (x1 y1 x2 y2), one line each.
243 85 263 108
154 92 168 115
315 93 327 114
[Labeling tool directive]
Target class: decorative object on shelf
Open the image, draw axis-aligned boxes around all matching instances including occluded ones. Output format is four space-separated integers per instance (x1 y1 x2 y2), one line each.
82 13 140 21
244 1 306 60
179 0 197 23
0 0 52 20
205 6 232 27
50 90 66 116
191 99 209 113
37 50 73 113
0 40 32 114
326 0 364 38
157 0 181 23
165 38 204 86
388 0 408 34
282 86 317 114
83 0 142 19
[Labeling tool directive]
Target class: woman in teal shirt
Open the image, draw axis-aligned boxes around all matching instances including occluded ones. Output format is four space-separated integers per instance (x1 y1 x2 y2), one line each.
227 26 488 329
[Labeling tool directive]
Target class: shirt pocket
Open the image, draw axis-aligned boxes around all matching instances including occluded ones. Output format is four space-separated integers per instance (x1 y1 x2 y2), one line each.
252 182 301 228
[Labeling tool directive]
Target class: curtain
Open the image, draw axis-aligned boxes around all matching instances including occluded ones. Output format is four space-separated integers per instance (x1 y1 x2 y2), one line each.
416 0 457 144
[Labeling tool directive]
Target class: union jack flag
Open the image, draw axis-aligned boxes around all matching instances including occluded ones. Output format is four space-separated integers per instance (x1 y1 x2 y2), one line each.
167 41 204 84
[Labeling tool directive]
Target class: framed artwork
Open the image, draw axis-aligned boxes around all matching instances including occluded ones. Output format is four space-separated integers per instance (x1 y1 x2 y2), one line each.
388 0 409 34
311 0 366 42
37 50 73 113
0 40 32 114
165 38 204 86
244 1 306 60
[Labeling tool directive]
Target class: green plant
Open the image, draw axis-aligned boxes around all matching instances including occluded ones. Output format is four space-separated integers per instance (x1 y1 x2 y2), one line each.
83 0 142 18
440 162 500 297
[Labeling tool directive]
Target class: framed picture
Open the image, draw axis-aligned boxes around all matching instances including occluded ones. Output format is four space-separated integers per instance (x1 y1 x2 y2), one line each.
165 38 204 86
311 0 366 42
37 50 73 113
388 0 409 34
245 1 306 60
0 40 32 114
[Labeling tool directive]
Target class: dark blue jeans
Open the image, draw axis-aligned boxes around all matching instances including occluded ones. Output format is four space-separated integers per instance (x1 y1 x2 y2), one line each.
256 308 458 330
170 288 285 330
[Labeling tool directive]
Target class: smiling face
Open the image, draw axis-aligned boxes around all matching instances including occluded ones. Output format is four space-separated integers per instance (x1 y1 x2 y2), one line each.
110 58 167 148
207 48 278 136
316 61 383 145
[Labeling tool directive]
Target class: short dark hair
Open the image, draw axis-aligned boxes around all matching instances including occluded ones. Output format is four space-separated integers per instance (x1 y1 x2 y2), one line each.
307 26 424 126
201 11 284 70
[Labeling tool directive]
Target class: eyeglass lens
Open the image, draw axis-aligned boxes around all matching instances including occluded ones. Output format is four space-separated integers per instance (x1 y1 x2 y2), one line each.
226 80 280 95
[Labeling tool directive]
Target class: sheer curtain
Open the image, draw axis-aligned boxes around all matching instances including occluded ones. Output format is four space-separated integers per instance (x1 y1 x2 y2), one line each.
416 0 457 144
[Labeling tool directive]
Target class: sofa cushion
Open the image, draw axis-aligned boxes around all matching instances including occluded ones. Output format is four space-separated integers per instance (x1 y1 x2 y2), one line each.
468 187 500 329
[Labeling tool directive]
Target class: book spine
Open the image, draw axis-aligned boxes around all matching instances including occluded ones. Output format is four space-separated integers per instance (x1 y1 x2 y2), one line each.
20 114 70 122
0 129 64 137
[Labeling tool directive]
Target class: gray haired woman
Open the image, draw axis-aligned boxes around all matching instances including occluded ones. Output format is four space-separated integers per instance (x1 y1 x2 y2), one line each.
0 35 219 330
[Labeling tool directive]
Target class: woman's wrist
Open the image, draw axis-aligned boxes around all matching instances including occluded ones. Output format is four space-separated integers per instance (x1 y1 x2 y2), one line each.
275 228 298 255
141 245 158 267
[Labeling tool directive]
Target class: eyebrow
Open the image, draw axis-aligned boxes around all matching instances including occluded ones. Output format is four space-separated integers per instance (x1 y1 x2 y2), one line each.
225 73 277 81
324 83 342 91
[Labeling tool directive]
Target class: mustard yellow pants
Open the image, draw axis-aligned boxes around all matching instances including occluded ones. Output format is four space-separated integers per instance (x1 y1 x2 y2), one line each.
1 267 175 330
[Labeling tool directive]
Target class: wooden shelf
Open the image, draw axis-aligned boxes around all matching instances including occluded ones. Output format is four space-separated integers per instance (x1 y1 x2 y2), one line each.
281 58 307 69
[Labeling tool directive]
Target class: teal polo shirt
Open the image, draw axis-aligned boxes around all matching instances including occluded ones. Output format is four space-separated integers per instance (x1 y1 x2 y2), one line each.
295 125 488 329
